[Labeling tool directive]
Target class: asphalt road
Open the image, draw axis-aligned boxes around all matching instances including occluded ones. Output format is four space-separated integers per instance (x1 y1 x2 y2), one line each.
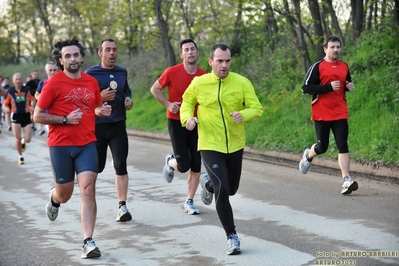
0 129 398 266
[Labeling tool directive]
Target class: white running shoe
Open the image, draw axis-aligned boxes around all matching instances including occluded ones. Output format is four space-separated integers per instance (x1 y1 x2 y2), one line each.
81 238 101 259
116 205 132 222
45 187 59 221
341 176 359 195
200 172 213 205
226 234 241 255
184 200 200 215
299 148 311 174
162 153 175 183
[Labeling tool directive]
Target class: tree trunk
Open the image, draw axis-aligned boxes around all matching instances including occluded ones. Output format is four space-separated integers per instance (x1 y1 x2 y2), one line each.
178 0 194 40
292 0 311 71
230 0 244 56
325 0 345 44
307 0 324 59
10 0 21 64
381 0 387 18
373 2 378 29
351 0 364 41
366 2 373 30
88 24 97 56
263 0 278 50
394 0 399 25
264 0 278 35
155 0 176 66
126 1 139 58
35 0 54 55
283 0 297 42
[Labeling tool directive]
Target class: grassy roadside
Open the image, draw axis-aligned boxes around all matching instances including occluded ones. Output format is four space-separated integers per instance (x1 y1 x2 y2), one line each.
126 27 399 166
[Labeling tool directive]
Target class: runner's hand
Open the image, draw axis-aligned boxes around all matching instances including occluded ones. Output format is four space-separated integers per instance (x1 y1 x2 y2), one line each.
186 117 198 131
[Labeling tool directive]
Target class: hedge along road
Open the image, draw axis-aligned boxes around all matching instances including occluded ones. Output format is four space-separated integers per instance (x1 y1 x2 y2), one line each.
0 129 398 266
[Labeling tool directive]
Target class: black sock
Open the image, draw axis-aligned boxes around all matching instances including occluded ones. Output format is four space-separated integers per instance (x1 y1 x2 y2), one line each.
51 197 60 208
118 201 126 208
306 154 313 162
84 238 92 244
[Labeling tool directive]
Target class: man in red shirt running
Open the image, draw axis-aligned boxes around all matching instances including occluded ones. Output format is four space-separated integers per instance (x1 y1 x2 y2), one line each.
299 35 358 195
150 39 207 215
34 38 112 259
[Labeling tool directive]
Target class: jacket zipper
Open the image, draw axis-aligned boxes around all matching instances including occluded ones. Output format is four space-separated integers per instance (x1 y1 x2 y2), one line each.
217 79 229 153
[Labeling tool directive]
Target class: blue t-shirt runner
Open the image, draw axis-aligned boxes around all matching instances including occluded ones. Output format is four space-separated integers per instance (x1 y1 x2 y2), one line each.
85 65 131 124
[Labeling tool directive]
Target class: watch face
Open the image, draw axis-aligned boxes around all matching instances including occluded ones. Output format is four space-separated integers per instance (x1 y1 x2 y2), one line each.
62 116 67 123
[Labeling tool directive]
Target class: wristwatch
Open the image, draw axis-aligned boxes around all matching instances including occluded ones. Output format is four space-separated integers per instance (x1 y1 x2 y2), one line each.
62 116 67 124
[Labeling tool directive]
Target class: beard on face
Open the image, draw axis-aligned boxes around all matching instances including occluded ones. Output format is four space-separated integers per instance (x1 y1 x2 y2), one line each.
66 62 81 73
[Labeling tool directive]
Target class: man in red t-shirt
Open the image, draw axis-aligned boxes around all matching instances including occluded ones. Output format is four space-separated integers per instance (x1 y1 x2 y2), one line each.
299 36 358 195
150 39 207 215
33 38 111 259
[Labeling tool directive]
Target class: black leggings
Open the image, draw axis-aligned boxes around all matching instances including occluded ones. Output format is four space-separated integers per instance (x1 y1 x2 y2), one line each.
313 119 349 155
168 119 201 173
200 149 243 236
95 121 129 175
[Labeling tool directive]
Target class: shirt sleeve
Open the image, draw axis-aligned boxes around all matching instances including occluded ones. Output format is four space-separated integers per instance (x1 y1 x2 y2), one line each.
158 68 171 88
36 81 55 110
240 79 263 121
302 62 332 95
3 92 10 105
36 80 45 93
180 79 197 126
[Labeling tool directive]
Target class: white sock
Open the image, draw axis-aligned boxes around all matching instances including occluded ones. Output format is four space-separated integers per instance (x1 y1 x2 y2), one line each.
168 159 175 170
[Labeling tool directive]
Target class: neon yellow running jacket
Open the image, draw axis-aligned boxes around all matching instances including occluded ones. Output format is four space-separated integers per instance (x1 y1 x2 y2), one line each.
180 71 263 154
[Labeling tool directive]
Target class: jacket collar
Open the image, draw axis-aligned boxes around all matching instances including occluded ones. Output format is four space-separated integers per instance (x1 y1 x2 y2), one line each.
210 71 231 82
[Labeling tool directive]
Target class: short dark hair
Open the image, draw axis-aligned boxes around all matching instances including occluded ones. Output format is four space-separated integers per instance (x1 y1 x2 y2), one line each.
210 44 229 59
99 38 117 51
180 39 198 52
323 36 341 48
52 37 86 71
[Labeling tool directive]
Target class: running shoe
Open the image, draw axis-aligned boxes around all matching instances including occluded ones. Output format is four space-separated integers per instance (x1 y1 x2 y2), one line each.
18 157 24 165
183 199 200 215
226 233 241 255
341 176 359 195
162 153 175 183
116 205 132 222
200 172 213 205
81 238 101 259
299 148 311 174
45 187 59 221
